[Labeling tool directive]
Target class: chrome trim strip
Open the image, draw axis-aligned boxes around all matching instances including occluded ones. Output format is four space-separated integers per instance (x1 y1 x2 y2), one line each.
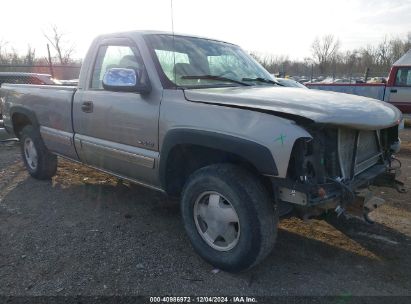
80 139 155 169
40 126 73 147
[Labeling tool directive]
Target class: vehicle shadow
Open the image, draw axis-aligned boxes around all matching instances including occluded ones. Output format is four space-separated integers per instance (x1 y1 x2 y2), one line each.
324 214 411 261
70 180 411 266
242 225 411 293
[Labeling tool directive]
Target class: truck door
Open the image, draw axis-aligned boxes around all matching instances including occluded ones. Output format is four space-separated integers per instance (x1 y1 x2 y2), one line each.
386 67 411 114
73 39 161 187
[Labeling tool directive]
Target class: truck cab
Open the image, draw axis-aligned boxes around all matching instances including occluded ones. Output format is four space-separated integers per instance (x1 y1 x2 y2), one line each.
385 51 411 115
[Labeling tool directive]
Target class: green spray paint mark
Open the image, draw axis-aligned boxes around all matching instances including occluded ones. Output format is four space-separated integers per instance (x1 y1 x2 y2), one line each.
274 134 286 145
335 292 352 304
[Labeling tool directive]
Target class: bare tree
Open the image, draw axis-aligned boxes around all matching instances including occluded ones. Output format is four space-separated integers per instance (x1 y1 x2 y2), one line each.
43 25 75 65
0 40 9 64
405 32 411 51
24 45 36 65
251 32 410 79
390 33 411 62
375 36 391 67
390 38 406 64
311 34 340 74
250 52 290 74
9 48 20 65
359 45 376 68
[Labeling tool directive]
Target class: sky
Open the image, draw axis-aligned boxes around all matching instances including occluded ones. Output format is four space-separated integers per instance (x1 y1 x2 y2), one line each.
1 0 410 61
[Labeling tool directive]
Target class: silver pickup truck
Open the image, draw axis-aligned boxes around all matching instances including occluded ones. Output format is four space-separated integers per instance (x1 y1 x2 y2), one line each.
0 31 405 272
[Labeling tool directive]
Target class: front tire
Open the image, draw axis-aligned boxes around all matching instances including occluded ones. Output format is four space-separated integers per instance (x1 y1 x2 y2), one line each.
181 164 278 272
20 125 57 180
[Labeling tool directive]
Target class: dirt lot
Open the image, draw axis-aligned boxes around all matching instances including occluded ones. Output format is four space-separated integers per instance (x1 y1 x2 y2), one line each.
1 128 411 297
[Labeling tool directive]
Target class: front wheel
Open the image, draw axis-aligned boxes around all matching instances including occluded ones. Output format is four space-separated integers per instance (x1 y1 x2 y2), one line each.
181 164 278 272
20 125 57 180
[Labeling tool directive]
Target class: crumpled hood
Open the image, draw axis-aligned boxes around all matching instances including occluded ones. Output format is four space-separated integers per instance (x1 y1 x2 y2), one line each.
184 86 402 130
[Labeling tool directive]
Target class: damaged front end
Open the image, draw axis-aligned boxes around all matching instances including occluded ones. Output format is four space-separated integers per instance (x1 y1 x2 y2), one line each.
274 123 405 222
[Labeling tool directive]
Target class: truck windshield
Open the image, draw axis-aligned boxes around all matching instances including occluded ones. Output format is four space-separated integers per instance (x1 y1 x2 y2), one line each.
145 34 275 88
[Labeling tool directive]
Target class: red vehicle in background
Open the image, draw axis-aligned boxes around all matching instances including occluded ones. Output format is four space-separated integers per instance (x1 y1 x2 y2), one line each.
306 50 411 116
0 72 61 128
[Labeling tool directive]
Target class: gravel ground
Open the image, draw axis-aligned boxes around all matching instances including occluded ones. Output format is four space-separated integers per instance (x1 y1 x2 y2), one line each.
0 128 411 296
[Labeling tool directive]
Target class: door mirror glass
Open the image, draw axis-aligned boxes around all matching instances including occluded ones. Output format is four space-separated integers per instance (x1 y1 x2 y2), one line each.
102 68 137 91
102 68 151 94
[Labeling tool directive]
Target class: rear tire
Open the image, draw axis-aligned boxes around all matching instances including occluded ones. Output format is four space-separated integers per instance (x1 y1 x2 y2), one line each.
20 125 57 180
181 164 278 272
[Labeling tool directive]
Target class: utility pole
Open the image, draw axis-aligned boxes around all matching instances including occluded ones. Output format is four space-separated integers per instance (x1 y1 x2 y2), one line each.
364 67 370 83
310 64 314 82
46 43 54 78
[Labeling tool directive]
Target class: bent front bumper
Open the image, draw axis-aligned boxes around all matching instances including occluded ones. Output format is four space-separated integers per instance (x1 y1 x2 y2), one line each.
274 162 394 208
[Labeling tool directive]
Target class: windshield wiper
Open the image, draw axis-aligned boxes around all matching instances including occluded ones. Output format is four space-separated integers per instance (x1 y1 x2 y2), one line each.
242 77 284 86
181 75 251 86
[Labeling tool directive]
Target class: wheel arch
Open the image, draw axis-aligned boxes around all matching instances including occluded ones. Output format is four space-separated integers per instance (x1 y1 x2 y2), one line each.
159 129 278 196
10 106 40 137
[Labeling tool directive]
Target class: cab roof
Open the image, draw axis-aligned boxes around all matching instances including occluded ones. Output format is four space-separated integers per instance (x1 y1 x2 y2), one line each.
393 49 411 66
96 30 238 46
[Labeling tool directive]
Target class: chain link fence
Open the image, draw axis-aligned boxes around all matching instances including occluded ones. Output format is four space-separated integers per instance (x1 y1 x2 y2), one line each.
0 64 81 80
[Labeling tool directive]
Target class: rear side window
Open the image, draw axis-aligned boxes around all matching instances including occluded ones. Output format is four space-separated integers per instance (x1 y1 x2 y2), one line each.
394 68 411 87
90 45 147 90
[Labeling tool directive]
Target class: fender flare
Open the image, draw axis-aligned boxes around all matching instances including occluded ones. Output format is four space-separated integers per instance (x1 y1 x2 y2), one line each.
9 106 40 133
159 128 278 188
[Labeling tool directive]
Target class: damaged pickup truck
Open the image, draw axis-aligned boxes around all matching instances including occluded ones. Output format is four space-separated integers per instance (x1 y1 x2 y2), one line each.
0 31 405 272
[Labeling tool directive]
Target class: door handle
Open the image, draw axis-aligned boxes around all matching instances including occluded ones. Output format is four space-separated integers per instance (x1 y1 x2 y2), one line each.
81 101 93 113
390 89 397 93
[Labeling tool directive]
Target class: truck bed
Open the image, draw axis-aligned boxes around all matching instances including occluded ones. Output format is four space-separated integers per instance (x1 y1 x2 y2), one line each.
306 83 386 100
1 84 76 135
306 82 411 115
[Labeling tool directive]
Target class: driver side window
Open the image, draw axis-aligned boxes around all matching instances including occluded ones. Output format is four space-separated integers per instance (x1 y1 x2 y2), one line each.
90 45 146 89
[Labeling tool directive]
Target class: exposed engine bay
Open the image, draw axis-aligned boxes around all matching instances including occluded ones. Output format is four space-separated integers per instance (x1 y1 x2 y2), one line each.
275 124 406 222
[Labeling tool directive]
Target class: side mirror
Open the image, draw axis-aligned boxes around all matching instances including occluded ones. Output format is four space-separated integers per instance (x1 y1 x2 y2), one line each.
102 68 151 94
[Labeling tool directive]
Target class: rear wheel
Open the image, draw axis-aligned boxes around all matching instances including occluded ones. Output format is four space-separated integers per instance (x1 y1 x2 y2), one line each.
181 164 278 272
20 125 57 179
